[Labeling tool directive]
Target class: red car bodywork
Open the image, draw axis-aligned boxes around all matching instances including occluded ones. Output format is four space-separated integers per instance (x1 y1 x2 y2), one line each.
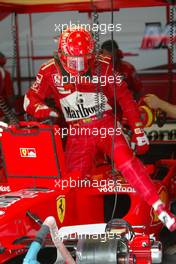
0 122 175 263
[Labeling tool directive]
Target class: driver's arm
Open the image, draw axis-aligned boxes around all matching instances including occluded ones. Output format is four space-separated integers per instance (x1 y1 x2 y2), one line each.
24 66 58 119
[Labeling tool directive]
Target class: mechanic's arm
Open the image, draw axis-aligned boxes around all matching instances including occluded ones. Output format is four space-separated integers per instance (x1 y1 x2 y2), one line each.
24 70 58 119
144 94 176 119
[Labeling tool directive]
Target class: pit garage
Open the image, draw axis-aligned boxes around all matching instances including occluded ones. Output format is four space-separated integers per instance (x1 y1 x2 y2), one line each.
0 0 176 263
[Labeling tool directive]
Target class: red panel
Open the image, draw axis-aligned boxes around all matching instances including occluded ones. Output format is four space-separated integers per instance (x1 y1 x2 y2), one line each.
0 0 172 14
0 12 10 21
140 73 176 104
1 124 62 178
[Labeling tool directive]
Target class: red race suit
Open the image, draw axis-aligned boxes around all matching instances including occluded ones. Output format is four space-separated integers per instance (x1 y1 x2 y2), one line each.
24 55 158 206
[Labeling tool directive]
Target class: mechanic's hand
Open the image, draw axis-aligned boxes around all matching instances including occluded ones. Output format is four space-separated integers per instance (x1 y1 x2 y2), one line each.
131 127 149 155
143 94 162 110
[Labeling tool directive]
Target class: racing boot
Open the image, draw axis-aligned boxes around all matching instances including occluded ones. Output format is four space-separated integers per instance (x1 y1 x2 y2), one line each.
152 200 176 232
118 157 176 231
118 157 159 205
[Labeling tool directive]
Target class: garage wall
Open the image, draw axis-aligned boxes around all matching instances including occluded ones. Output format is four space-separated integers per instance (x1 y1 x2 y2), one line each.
0 6 174 95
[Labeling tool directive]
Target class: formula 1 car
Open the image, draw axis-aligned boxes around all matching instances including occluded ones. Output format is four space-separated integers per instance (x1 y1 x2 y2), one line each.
0 121 175 263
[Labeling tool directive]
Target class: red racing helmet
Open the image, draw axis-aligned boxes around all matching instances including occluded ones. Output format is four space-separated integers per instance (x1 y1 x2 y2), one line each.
58 27 94 75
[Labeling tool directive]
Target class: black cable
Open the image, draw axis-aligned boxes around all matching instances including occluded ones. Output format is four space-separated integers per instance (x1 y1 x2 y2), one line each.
90 0 105 118
11 13 17 80
169 5 174 65
0 96 18 125
110 0 119 221
167 2 176 101
90 0 118 220
110 0 117 174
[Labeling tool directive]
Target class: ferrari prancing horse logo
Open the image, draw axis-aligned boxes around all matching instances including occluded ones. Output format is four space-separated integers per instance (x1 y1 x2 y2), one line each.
20 148 37 158
57 196 66 223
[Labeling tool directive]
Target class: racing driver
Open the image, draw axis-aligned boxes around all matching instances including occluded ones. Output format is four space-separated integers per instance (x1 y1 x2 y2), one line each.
24 27 176 232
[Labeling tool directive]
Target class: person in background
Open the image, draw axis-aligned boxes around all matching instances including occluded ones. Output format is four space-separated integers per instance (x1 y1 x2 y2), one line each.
144 94 176 119
101 40 142 100
0 52 15 121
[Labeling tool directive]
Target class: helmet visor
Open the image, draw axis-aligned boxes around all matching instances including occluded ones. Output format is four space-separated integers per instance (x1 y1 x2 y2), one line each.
67 56 86 72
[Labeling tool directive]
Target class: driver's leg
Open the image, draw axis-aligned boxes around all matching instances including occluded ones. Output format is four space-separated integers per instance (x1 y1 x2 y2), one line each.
99 131 176 232
65 132 96 179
